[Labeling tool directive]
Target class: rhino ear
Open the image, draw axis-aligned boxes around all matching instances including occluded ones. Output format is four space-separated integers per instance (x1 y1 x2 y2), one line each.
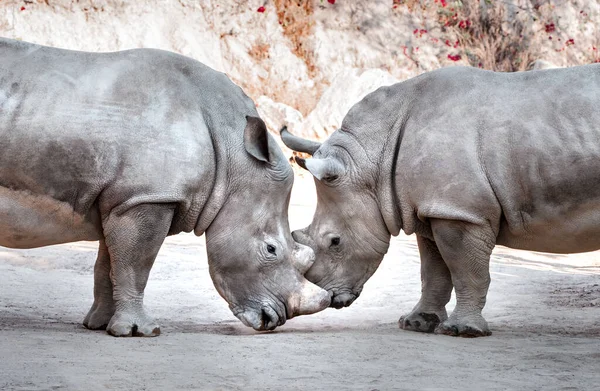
244 116 271 163
295 156 344 181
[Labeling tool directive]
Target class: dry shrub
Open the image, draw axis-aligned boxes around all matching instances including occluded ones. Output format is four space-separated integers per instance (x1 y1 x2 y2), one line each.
443 1 538 71
274 0 317 76
393 0 424 11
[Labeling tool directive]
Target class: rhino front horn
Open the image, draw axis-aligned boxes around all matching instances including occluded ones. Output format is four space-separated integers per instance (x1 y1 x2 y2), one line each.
280 126 322 155
290 280 331 317
294 156 345 181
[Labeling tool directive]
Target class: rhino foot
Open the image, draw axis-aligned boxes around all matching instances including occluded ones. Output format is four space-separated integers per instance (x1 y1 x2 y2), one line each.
106 311 160 337
83 301 115 330
399 311 446 333
434 315 491 338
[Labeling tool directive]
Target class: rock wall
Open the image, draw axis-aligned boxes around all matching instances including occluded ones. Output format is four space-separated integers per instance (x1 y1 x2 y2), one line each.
1 0 598 143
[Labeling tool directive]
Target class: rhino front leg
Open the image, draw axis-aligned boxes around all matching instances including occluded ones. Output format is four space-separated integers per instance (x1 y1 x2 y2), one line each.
399 234 453 333
83 240 115 330
103 203 174 337
430 219 494 337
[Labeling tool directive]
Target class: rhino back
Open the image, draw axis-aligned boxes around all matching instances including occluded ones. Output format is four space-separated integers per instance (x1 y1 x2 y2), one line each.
0 38 255 244
397 65 600 252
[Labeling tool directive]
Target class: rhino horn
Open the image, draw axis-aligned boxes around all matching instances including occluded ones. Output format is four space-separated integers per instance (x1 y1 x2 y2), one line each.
280 126 322 155
290 280 331 317
294 156 344 181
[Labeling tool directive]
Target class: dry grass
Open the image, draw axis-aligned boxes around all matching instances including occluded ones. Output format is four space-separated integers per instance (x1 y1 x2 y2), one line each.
393 0 425 11
442 1 539 71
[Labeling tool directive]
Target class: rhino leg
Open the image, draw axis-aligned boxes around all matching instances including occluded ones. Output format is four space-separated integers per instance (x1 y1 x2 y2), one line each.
399 235 452 333
83 240 115 330
430 219 494 337
103 204 174 337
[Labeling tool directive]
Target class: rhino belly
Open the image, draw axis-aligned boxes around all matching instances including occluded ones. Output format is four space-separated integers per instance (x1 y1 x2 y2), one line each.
496 203 600 254
0 186 101 249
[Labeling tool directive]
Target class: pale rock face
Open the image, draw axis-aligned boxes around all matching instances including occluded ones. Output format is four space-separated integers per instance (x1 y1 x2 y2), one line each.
1 0 594 141
532 59 559 70
257 68 399 145
256 95 304 140
299 68 400 139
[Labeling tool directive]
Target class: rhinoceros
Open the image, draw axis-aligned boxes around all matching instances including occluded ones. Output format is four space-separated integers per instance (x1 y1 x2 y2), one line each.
0 38 330 337
281 64 600 337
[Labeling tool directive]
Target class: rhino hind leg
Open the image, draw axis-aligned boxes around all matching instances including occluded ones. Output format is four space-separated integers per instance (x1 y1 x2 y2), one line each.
429 219 494 337
102 203 174 337
399 235 452 333
83 240 115 330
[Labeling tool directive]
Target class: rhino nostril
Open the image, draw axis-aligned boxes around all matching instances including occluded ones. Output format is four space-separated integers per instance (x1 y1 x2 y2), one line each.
261 308 278 331
260 309 267 330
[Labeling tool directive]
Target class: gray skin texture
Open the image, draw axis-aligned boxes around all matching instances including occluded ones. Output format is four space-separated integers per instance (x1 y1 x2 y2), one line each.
283 64 600 337
0 38 330 337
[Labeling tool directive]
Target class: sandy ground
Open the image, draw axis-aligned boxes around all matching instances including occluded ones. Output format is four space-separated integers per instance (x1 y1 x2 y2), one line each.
1 176 600 390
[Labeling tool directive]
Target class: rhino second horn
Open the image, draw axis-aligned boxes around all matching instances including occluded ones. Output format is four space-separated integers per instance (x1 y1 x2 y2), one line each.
295 157 345 181
280 126 322 155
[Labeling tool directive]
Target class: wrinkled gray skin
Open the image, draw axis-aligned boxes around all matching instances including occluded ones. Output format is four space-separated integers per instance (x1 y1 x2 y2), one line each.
0 38 330 337
282 64 600 337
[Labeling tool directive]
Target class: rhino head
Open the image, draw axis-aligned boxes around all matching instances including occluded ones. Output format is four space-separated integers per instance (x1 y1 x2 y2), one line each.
280 126 392 309
204 117 331 331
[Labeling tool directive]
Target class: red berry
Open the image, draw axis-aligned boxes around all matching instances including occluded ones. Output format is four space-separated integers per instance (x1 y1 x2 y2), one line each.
257 6 265 13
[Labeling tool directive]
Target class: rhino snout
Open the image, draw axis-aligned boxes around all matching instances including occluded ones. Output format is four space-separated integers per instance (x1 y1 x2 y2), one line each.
289 280 331 317
331 292 358 309
236 306 283 331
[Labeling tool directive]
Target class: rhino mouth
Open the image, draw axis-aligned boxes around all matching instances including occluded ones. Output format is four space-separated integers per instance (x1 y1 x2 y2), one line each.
234 303 288 331
330 292 358 309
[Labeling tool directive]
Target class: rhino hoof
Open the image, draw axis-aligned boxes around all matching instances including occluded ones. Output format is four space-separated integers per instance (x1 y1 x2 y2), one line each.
83 319 109 331
83 302 115 330
434 319 492 338
399 312 442 333
107 313 161 337
108 322 161 337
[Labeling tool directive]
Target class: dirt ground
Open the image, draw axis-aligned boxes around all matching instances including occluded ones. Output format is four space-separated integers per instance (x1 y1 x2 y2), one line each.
1 176 599 390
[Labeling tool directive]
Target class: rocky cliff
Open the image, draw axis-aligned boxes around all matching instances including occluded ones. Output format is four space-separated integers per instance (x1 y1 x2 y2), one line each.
1 0 598 141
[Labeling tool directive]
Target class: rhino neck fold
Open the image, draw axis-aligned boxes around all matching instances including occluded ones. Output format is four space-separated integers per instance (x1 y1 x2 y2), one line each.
375 112 407 237
193 123 236 237
193 169 229 237
338 82 416 237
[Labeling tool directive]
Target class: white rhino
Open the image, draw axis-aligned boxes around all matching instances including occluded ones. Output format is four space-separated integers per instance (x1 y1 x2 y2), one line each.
0 38 330 337
282 64 600 337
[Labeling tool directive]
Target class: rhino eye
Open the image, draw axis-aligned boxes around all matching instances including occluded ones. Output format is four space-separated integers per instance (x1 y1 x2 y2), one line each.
267 244 276 254
330 237 340 247
325 175 339 182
